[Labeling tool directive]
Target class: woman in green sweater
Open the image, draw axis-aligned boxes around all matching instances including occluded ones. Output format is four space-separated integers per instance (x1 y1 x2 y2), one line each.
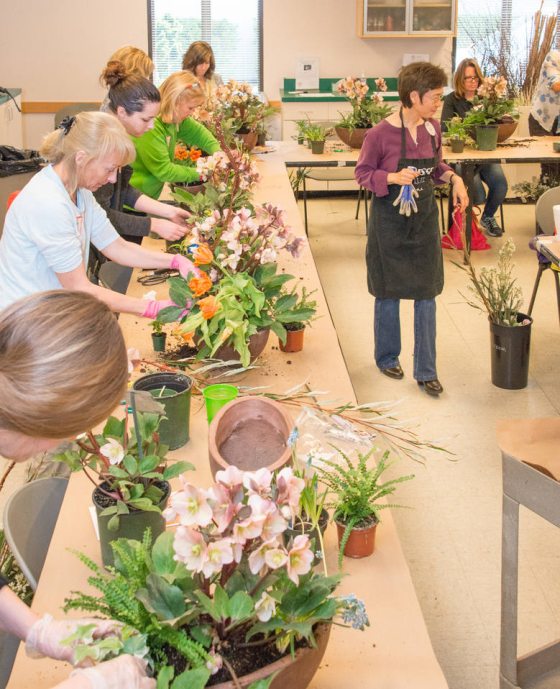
130 71 220 198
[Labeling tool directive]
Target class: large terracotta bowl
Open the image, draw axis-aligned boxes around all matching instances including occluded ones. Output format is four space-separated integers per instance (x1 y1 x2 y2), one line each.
236 131 258 151
208 396 292 476
497 119 518 143
335 126 369 149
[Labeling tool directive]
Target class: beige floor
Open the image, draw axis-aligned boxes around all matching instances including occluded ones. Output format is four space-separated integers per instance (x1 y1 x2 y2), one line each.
305 195 560 689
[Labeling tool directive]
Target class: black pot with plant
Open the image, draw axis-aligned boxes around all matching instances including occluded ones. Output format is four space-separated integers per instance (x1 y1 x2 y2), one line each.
151 320 166 352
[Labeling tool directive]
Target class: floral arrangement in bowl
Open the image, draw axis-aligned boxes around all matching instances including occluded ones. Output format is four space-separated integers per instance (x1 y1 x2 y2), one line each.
462 76 519 126
211 80 274 135
335 76 393 131
64 466 368 689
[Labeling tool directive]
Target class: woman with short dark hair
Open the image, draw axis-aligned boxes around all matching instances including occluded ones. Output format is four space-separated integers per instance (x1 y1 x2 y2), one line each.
356 62 468 396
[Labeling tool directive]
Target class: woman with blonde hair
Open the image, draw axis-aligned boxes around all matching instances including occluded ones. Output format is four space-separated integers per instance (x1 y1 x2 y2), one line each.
0 111 197 318
440 58 508 237
107 45 153 80
182 40 223 103
96 60 189 244
130 70 220 199
0 289 154 689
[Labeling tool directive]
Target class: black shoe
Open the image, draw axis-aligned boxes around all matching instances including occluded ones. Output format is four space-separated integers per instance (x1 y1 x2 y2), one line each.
480 216 503 237
380 365 404 380
418 379 443 396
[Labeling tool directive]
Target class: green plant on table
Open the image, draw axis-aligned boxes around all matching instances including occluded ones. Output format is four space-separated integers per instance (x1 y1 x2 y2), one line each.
65 468 369 688
315 448 414 567
54 412 193 529
453 237 524 326
443 116 473 143
304 122 333 142
279 286 317 333
293 118 310 142
151 320 164 335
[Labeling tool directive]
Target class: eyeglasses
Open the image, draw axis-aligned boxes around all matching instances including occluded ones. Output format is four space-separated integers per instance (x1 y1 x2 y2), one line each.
464 76 480 82
424 94 443 104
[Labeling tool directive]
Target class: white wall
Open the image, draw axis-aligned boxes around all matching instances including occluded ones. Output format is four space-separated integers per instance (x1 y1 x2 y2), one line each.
0 0 453 148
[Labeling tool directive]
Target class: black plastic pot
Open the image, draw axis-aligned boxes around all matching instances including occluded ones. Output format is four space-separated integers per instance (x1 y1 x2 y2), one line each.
151 332 167 352
133 372 193 449
93 481 170 567
284 509 329 551
310 140 325 154
489 313 533 390
450 138 465 153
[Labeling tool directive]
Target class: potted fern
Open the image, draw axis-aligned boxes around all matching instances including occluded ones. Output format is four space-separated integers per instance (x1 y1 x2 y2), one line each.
305 123 332 154
316 448 413 562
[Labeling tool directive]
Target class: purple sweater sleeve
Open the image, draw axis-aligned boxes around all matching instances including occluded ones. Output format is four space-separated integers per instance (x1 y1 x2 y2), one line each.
355 119 452 196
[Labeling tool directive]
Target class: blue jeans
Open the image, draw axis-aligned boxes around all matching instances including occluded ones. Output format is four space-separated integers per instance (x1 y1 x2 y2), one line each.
374 298 437 381
471 164 508 219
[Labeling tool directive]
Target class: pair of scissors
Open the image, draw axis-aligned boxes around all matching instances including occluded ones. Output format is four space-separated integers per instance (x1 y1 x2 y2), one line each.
136 268 179 285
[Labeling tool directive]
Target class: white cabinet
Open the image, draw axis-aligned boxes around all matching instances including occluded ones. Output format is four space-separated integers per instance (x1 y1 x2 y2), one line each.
357 0 457 37
281 101 353 141
0 92 23 149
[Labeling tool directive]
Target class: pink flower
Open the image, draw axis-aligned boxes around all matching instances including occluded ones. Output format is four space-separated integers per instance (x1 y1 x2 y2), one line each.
248 541 271 575
173 527 207 572
232 512 266 543
207 483 236 533
276 467 305 514
264 546 289 570
206 652 223 675
255 592 277 622
243 468 273 496
202 537 234 577
286 534 314 585
166 484 213 527
261 508 288 542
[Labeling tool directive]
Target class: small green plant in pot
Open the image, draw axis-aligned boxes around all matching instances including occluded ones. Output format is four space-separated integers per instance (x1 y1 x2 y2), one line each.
277 287 318 353
305 123 332 154
150 319 166 352
55 411 193 566
443 116 473 153
294 118 309 145
316 448 414 564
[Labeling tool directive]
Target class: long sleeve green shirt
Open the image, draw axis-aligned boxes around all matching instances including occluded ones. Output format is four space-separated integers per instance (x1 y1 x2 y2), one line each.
130 117 220 199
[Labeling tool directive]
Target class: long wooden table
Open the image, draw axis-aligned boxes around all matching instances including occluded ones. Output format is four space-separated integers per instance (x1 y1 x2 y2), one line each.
7 143 449 689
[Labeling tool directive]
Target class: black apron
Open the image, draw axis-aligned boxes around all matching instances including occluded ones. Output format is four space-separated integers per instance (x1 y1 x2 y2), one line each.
366 112 443 300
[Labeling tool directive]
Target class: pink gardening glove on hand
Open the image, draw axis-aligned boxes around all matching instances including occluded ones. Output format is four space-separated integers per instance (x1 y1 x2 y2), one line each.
170 254 199 279
71 655 155 689
142 299 192 321
26 614 122 666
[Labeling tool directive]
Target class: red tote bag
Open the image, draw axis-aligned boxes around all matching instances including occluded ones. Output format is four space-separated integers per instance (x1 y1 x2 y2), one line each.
442 207 490 251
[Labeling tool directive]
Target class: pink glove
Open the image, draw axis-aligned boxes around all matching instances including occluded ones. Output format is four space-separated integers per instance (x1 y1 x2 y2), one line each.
170 254 199 279
70 655 155 689
26 614 122 665
141 299 174 320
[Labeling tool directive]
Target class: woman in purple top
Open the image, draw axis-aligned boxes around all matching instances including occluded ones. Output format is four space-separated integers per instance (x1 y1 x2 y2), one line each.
355 62 468 396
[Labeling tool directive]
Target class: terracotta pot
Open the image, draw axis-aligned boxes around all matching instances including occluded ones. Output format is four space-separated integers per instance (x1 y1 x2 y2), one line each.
236 131 258 151
336 518 378 558
212 328 270 365
211 622 331 689
497 119 518 143
279 326 305 353
208 396 293 476
335 126 369 149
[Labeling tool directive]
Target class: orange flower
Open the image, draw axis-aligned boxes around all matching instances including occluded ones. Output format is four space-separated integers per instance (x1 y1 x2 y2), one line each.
190 148 202 161
174 143 189 161
198 295 219 320
189 272 212 297
193 244 214 266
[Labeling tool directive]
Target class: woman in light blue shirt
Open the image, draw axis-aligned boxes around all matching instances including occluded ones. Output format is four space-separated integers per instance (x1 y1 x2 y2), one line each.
0 111 196 317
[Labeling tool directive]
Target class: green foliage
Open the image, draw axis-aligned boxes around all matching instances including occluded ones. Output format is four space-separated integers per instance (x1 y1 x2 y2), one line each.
316 448 414 566
0 530 33 604
65 532 209 681
512 176 556 203
337 99 393 130
61 622 150 666
462 96 518 128
54 412 194 525
304 122 332 142
443 116 473 143
453 238 524 326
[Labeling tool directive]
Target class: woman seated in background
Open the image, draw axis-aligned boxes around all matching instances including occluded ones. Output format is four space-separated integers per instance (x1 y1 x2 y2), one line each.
0 111 196 319
107 45 153 80
96 60 189 244
440 58 508 238
182 40 223 105
130 71 221 199
0 290 154 689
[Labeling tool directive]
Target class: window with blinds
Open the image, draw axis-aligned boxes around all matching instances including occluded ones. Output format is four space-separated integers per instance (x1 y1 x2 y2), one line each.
455 0 558 89
148 0 263 89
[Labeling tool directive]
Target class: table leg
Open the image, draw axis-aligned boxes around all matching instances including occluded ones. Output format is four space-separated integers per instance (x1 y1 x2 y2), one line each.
462 163 475 261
